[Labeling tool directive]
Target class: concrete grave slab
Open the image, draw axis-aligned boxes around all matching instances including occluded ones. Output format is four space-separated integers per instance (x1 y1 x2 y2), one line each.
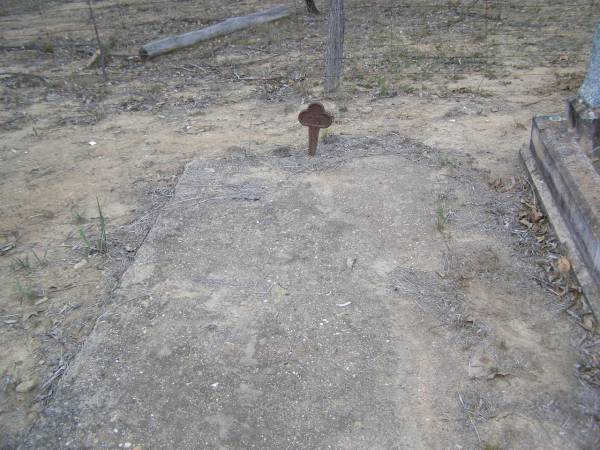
24 135 593 449
522 115 600 309
523 21 600 313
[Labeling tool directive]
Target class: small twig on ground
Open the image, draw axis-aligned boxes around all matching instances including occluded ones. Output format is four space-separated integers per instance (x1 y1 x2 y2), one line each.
46 282 96 293
39 366 65 393
166 195 227 207
523 178 537 207
183 63 208 72
35 353 73 402
174 65 207 73
521 98 547 107
458 390 482 446
231 69 286 82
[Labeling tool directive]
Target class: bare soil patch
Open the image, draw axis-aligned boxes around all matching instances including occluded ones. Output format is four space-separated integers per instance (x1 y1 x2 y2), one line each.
1 0 599 447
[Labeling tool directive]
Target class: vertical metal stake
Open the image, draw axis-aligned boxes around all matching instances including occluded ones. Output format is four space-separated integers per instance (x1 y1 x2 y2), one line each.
308 127 319 156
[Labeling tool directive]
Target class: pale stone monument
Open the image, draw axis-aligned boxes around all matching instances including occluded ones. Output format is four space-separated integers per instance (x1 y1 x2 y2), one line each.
580 22 600 109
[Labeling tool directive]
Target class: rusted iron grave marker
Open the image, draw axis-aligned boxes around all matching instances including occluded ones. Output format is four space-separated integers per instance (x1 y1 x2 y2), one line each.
298 102 334 156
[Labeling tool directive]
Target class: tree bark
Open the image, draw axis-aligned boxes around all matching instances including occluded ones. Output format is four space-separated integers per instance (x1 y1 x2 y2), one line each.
324 0 344 93
305 0 320 15
87 0 108 81
139 5 292 59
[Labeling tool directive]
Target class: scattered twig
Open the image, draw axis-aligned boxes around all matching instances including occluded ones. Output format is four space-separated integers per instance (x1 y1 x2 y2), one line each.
458 390 482 446
232 70 286 82
0 72 48 84
174 65 207 73
39 365 65 393
36 353 73 402
119 294 150 306
0 242 15 255
166 195 227 207
335 301 352 307
521 98 547 108
46 282 96 293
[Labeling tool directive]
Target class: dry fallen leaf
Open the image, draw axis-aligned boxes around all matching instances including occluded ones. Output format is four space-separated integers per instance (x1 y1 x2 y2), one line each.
519 218 533 228
582 314 595 332
489 177 503 190
528 208 544 223
520 199 544 223
556 256 571 274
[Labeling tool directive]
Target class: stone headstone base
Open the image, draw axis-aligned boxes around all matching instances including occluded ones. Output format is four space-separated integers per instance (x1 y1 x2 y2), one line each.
566 96 600 158
522 106 600 314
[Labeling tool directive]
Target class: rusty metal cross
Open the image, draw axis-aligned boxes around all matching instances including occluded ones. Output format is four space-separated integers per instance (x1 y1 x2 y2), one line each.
298 102 334 156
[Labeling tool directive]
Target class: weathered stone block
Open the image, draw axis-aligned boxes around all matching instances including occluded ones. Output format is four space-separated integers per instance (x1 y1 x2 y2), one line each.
580 21 600 108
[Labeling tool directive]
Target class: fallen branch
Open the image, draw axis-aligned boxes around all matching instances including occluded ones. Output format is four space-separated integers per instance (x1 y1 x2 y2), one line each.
139 5 293 59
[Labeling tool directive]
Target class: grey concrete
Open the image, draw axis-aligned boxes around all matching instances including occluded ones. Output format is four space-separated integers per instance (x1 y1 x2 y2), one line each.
566 96 599 158
23 135 594 449
580 21 600 108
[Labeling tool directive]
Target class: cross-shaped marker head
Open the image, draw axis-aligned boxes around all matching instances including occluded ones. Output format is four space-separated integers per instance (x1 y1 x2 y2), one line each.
298 102 334 156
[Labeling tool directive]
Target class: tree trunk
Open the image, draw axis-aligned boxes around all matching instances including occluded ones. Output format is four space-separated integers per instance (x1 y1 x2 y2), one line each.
305 0 320 15
324 0 344 93
87 0 108 81
139 5 292 59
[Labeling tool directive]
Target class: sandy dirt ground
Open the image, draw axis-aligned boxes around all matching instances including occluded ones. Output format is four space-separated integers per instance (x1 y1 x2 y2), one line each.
1 0 599 447
18 135 599 448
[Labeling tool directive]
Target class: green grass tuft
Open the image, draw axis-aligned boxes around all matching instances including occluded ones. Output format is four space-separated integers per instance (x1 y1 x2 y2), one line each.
15 280 36 301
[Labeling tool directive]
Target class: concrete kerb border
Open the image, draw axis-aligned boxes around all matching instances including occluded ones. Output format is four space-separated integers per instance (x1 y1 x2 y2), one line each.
520 143 600 319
